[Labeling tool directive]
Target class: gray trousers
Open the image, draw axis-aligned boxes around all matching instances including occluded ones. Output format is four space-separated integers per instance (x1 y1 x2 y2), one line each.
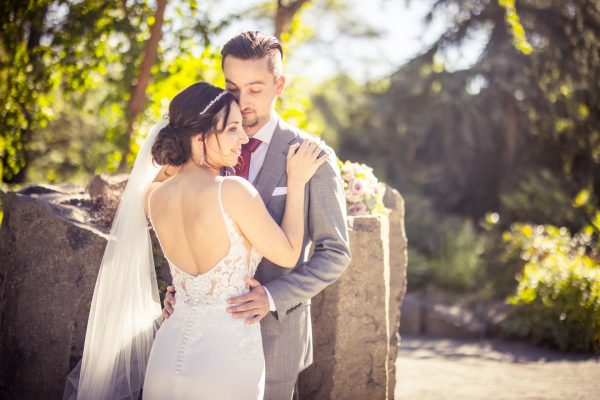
261 306 311 400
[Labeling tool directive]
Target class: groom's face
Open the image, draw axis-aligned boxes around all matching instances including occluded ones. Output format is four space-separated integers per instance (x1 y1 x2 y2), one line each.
223 55 285 135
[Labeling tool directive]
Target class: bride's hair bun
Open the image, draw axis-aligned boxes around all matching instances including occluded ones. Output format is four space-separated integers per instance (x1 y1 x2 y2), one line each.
151 82 235 167
152 124 191 166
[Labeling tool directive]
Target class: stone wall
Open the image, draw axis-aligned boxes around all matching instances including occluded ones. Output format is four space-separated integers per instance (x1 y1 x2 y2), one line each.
0 180 407 399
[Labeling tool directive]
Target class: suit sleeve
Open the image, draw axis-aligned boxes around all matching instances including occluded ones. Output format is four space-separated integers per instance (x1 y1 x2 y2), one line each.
263 147 352 318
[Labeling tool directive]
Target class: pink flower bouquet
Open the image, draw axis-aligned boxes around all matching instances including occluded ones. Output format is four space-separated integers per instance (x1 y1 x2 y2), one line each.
339 160 389 216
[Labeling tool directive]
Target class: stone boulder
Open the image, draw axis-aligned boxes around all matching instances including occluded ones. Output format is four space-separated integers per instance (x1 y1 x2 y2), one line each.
87 173 128 217
0 185 107 399
298 216 392 399
383 185 408 396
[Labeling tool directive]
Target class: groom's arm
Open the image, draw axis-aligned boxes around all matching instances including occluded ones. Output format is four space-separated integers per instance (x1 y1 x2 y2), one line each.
263 149 351 318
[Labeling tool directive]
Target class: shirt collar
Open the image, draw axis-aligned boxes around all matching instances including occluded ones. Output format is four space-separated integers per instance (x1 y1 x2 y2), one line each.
251 113 279 144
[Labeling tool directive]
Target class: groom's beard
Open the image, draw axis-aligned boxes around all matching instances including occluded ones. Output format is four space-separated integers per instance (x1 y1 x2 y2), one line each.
243 117 259 129
242 114 266 130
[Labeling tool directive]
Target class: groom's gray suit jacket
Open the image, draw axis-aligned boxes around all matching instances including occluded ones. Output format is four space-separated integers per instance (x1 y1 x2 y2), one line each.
252 118 351 391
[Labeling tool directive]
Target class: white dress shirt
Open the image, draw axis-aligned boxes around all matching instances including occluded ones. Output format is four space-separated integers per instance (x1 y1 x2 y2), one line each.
247 113 278 184
248 113 279 312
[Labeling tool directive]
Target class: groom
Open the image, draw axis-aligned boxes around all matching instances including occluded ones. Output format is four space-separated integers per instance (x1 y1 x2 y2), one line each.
162 31 351 400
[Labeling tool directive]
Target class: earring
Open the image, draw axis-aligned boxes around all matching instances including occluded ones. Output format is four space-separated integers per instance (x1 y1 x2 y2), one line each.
199 145 205 165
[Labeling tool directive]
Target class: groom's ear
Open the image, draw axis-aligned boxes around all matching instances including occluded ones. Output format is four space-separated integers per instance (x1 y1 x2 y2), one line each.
275 74 286 95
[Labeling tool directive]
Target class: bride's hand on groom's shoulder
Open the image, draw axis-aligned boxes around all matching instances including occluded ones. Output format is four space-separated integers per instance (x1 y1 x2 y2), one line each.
162 285 176 322
286 139 329 186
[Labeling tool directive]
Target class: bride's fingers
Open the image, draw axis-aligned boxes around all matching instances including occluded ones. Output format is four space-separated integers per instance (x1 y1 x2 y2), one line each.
287 143 300 161
299 139 310 152
311 142 323 158
315 153 329 167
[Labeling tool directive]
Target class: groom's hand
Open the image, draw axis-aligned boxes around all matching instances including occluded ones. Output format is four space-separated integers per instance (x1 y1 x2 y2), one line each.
162 285 176 321
227 277 269 325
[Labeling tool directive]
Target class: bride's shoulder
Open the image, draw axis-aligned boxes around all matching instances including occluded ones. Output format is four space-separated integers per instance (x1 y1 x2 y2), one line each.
219 176 261 214
220 176 258 197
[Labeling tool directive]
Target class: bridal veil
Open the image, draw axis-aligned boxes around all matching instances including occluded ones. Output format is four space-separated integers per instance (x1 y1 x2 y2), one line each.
64 119 167 400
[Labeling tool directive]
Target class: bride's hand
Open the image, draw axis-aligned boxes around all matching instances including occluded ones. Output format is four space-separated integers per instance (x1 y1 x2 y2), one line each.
286 139 329 186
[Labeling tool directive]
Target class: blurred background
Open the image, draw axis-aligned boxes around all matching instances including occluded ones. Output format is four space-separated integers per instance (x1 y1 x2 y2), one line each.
1 0 599 357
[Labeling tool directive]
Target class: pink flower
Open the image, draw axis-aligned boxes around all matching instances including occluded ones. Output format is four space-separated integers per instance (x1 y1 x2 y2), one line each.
350 178 368 196
345 187 362 203
349 202 368 215
373 183 386 197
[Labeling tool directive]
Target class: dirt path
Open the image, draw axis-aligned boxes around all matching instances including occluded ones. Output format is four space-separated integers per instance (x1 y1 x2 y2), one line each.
395 335 600 400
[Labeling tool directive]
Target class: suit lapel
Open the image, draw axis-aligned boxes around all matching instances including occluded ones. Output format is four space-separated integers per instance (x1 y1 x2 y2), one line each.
254 119 296 205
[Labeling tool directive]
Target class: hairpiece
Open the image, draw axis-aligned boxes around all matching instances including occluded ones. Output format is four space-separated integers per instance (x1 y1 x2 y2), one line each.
199 91 228 115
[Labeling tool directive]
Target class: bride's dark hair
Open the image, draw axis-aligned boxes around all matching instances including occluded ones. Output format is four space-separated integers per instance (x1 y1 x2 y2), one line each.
152 82 235 166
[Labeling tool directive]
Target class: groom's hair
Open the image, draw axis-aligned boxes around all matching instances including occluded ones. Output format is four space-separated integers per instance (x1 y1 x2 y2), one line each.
221 31 283 78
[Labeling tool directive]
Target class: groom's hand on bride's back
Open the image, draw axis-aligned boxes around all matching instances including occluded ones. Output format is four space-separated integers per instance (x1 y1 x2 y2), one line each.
162 285 176 321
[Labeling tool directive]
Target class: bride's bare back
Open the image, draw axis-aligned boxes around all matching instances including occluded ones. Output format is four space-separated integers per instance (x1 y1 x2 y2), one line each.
145 170 250 277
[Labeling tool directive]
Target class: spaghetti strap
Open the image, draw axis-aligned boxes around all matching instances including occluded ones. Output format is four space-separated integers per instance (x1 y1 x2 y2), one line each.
217 178 225 217
147 188 156 225
217 178 238 240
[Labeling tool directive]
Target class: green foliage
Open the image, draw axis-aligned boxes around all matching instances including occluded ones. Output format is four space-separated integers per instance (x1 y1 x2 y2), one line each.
502 223 600 352
0 1 55 182
0 0 155 182
500 168 590 230
497 0 533 54
0 0 227 183
428 217 488 292
318 0 600 223
26 93 117 185
403 191 488 292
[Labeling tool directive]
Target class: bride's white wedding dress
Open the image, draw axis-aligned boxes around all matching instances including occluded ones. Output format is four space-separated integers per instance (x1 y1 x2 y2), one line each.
143 178 265 400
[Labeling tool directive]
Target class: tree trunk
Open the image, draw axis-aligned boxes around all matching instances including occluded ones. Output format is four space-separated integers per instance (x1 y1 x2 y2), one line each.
274 0 311 40
119 0 167 171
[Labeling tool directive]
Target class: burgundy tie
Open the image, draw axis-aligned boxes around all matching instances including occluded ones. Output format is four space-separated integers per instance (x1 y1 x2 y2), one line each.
234 138 262 180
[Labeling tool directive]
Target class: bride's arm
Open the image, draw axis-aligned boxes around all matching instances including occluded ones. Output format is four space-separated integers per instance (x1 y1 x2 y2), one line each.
224 140 327 268
224 177 304 268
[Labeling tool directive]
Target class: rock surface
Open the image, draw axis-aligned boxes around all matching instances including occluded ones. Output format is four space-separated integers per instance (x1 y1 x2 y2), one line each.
298 216 392 399
383 185 408 397
0 186 107 399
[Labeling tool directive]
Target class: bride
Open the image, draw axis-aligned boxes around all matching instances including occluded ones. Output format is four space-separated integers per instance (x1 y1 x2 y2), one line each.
64 82 327 400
